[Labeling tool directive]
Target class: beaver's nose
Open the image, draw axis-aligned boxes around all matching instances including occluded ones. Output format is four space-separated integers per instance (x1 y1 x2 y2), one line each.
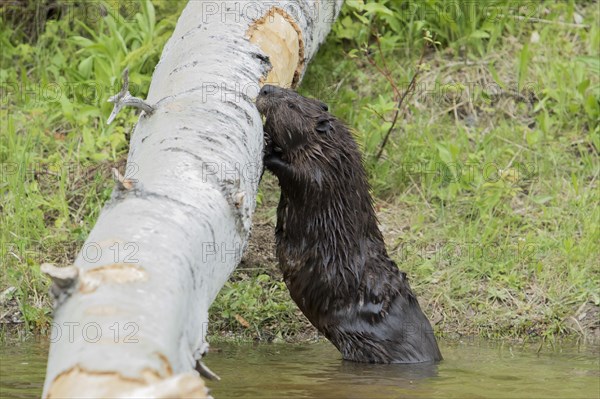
260 85 277 96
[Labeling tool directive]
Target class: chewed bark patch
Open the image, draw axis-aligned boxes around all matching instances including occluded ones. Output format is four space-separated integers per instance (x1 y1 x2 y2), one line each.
247 7 305 88
80 264 148 294
46 365 207 399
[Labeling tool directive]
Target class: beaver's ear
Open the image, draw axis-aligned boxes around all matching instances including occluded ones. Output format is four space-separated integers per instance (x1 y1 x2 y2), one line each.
316 117 332 134
318 101 328 112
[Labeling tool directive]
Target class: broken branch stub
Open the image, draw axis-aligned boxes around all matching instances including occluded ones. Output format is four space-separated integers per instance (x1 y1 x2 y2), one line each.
107 68 155 125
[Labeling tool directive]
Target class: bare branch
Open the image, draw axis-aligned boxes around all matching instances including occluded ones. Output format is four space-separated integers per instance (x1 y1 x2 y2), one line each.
107 68 155 124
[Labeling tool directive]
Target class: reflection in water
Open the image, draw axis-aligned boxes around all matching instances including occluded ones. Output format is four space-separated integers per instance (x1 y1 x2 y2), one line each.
1 339 598 399
319 360 440 398
206 340 599 399
337 358 440 380
204 343 437 399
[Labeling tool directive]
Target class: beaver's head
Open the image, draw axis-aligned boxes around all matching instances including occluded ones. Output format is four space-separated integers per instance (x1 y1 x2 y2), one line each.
256 85 331 154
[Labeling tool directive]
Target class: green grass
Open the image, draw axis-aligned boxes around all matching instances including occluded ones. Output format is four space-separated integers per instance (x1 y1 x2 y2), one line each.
0 0 185 334
1 0 598 342
300 0 600 340
209 271 312 342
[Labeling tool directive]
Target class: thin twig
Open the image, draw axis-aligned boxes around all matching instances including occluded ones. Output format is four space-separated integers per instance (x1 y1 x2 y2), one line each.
375 42 428 160
374 34 399 96
365 53 400 101
364 28 401 101
490 14 590 29
364 105 389 122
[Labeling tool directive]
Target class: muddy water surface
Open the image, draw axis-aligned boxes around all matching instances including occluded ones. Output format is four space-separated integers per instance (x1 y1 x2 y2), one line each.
1 339 598 398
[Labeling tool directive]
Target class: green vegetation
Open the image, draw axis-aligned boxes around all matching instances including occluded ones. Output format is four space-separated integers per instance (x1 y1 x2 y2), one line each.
301 0 599 341
0 0 185 335
1 1 598 342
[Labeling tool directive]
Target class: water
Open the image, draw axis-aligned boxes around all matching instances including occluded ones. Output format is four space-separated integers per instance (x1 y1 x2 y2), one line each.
0 340 48 399
1 340 598 398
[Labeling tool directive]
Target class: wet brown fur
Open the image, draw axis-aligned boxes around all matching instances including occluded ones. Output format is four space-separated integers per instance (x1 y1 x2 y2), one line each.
257 85 442 363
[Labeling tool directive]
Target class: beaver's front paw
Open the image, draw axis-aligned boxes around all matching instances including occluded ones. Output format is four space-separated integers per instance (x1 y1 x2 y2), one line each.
263 133 273 156
263 151 295 182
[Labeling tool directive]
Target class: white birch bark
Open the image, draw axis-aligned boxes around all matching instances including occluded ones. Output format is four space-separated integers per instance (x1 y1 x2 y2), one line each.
42 1 343 398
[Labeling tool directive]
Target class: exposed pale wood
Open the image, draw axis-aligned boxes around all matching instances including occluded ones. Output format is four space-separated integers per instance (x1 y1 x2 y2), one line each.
248 8 303 87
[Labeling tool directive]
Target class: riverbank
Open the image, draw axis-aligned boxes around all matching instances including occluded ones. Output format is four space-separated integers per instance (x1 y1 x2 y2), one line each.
1 0 598 344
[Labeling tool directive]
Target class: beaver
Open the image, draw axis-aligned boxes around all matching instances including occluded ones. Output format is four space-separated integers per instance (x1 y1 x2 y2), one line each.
256 84 442 363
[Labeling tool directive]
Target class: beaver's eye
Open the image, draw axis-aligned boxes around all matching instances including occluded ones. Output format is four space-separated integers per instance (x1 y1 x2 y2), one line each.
288 102 297 109
260 85 276 96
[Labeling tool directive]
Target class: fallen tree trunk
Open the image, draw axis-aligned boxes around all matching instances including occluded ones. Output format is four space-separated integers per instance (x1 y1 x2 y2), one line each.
42 1 342 398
